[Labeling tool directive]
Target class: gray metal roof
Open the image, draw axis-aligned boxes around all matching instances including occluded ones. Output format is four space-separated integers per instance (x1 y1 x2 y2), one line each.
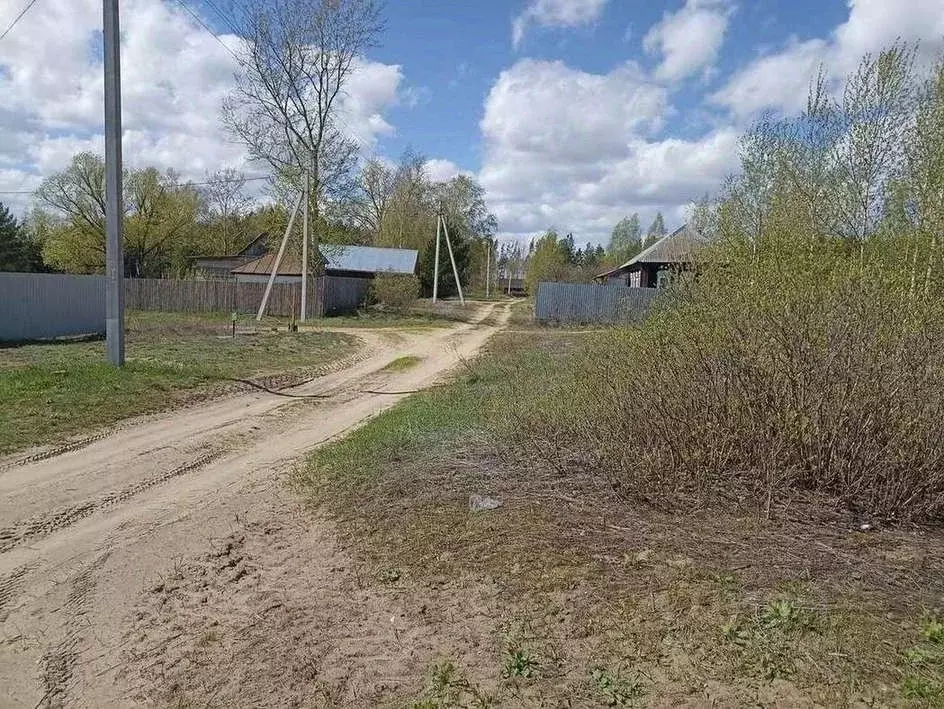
320 244 418 275
596 223 709 278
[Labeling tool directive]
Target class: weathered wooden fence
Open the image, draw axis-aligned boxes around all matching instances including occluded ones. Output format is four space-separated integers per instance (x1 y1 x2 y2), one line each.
322 277 372 316
0 272 105 341
535 282 660 325
125 277 372 317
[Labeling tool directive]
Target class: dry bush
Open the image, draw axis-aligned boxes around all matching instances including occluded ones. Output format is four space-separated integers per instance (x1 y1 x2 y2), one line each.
369 274 419 312
519 230 944 522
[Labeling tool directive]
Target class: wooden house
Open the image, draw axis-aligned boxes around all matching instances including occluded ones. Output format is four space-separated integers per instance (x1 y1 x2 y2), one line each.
596 223 708 288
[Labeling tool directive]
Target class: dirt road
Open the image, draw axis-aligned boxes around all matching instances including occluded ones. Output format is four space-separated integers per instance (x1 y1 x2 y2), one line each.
0 303 507 708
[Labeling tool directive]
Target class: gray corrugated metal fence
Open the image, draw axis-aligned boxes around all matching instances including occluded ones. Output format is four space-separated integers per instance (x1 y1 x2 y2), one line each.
535 282 660 325
0 272 106 341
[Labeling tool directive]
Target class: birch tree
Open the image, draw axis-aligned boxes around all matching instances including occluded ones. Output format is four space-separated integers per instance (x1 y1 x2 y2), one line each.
222 0 384 266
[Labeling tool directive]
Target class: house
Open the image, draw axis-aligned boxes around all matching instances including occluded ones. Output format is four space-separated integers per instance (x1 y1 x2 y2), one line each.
191 233 269 279
596 223 709 288
231 243 419 284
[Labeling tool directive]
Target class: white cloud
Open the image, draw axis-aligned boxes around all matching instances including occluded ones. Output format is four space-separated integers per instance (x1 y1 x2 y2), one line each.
644 0 733 82
424 159 465 182
713 0 944 117
512 0 609 49
479 59 737 243
0 0 403 214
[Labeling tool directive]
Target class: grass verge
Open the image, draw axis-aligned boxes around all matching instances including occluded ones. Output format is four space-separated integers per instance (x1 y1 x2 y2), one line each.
380 355 423 372
299 326 944 707
0 311 356 455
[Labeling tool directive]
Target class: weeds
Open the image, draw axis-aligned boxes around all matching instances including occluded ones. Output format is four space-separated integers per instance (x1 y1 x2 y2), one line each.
589 667 643 706
501 644 540 680
410 661 494 709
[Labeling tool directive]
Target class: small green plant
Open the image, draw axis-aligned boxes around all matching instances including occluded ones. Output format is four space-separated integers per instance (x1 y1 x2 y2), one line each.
921 616 944 644
411 661 495 708
502 644 540 679
902 675 944 700
761 599 802 630
590 667 643 706
720 616 750 646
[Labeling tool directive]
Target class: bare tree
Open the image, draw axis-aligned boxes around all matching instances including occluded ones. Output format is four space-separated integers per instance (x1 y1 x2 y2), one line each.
222 0 385 267
202 168 253 253
355 158 395 237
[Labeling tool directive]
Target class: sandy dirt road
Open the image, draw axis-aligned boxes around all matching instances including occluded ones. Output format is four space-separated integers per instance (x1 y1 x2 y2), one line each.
0 303 507 708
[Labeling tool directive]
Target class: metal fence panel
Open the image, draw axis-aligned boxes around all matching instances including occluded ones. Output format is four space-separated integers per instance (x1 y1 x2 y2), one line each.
535 282 659 325
0 272 106 341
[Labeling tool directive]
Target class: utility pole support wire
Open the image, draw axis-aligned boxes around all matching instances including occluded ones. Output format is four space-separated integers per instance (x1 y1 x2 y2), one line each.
104 0 125 366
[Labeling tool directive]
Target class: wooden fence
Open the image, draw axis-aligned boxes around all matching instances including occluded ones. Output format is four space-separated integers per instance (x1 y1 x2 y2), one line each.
125 277 372 317
535 282 660 325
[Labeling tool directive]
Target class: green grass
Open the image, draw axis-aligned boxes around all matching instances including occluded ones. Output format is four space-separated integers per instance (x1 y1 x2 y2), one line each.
380 355 423 372
0 311 356 455
298 328 944 708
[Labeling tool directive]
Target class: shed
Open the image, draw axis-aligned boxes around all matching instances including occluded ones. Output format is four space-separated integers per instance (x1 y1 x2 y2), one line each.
596 223 709 288
231 244 419 285
192 233 269 280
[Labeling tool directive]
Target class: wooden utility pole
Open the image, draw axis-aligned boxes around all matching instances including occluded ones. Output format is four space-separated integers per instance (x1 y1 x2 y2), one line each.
103 0 124 366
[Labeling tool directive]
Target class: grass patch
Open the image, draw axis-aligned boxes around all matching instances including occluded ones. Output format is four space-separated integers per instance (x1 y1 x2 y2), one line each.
299 329 944 707
0 311 356 454
380 355 422 372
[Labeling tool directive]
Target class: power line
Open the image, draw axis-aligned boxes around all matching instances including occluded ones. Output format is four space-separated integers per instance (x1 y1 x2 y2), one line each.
0 0 40 42
0 174 273 197
173 0 243 65
202 0 243 38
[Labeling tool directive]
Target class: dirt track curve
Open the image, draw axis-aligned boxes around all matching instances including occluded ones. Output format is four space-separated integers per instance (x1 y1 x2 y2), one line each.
0 303 508 708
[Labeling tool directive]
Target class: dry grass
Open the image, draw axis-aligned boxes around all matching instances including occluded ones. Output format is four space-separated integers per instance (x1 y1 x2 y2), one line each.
300 330 944 707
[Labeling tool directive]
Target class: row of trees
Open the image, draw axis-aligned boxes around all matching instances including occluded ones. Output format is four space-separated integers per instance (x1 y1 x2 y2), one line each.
0 0 502 298
4 150 498 298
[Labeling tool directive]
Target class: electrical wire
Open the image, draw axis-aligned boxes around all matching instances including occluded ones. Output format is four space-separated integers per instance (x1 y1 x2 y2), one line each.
173 0 243 65
0 174 273 197
201 0 243 38
0 0 40 42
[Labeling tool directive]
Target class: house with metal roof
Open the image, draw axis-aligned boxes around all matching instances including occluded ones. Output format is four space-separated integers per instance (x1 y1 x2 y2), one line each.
231 243 419 284
596 223 709 288
191 233 270 280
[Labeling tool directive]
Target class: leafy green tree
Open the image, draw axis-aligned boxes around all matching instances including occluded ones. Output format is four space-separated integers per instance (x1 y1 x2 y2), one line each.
525 230 569 292
419 174 497 297
0 202 44 272
643 211 667 249
609 214 641 262
37 153 202 276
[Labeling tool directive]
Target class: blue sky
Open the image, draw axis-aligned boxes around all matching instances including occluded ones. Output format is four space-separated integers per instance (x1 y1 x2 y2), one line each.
2 0 944 245
369 0 852 169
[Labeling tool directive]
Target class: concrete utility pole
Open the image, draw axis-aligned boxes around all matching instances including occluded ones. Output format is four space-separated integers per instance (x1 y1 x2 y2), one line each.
103 0 125 366
485 239 491 299
301 165 309 322
432 211 441 303
441 215 465 306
